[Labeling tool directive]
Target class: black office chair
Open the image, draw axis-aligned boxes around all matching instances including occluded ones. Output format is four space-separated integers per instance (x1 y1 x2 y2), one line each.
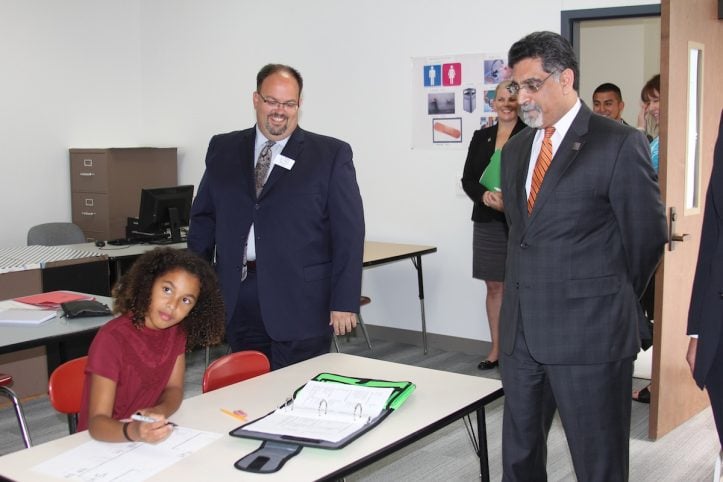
27 223 86 246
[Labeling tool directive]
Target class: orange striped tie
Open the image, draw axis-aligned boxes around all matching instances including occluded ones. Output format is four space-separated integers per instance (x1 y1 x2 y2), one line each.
528 127 555 214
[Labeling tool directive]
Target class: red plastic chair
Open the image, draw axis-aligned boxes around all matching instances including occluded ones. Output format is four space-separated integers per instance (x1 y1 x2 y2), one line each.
48 356 88 434
0 373 32 448
202 350 270 393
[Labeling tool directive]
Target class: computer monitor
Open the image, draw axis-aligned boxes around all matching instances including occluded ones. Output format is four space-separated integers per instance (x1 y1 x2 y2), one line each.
136 185 194 243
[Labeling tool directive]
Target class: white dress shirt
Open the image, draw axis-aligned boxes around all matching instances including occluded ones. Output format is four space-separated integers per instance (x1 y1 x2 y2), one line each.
525 99 582 197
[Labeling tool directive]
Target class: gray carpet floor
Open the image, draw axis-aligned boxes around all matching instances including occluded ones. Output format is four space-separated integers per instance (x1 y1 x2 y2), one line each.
1 337 720 481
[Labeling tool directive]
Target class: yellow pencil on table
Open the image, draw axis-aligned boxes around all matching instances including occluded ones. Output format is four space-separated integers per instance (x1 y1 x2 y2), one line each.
221 408 247 421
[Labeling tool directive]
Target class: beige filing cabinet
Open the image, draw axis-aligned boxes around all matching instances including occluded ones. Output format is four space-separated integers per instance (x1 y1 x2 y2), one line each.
70 148 178 241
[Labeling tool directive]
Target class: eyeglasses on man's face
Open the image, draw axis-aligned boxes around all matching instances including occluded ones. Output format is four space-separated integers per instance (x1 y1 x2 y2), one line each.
257 92 299 111
507 71 557 96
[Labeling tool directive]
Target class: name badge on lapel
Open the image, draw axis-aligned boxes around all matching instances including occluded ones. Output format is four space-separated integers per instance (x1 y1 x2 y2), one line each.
276 154 295 170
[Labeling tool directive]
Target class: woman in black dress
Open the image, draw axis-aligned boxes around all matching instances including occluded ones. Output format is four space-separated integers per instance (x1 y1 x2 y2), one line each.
461 81 525 369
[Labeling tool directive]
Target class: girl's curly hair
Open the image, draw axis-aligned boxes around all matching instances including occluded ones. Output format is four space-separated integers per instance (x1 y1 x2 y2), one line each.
112 247 225 350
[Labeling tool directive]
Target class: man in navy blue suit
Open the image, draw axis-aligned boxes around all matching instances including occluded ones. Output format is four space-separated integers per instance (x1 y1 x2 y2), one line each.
687 109 723 447
188 64 365 369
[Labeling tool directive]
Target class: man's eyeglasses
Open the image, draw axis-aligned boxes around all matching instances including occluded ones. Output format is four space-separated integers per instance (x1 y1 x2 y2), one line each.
257 93 299 111
507 71 557 96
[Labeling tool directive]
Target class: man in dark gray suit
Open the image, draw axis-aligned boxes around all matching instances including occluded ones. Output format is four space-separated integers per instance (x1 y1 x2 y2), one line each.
687 109 723 447
498 31 667 481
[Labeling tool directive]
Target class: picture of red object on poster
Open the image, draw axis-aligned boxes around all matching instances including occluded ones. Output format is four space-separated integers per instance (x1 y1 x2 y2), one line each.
432 118 463 143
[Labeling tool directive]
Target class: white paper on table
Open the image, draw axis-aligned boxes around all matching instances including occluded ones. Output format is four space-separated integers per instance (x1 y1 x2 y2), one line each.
32 426 221 482
0 308 57 324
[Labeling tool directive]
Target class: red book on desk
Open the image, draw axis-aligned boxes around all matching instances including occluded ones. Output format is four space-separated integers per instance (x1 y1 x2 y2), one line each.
14 291 95 309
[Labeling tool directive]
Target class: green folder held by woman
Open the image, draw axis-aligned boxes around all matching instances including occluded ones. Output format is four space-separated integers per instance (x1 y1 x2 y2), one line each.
479 149 502 192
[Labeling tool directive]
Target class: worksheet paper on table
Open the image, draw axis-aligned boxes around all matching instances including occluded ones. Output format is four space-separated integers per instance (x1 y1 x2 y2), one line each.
32 427 221 482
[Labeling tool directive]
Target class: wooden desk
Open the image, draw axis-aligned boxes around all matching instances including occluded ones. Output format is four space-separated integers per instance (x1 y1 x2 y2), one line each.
363 241 437 353
0 294 113 397
0 295 114 356
0 353 502 481
0 246 110 298
0 247 111 397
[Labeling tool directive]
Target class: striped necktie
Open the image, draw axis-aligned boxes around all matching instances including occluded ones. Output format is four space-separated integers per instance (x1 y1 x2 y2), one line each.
528 127 555 214
255 140 276 197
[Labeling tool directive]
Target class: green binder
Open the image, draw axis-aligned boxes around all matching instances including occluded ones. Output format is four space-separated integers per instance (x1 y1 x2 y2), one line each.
310 372 416 410
230 373 415 449
230 373 416 473
479 149 502 192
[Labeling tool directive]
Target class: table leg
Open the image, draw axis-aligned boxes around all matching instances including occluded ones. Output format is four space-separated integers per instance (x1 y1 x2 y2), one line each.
46 333 96 375
45 342 62 376
114 259 123 283
410 255 428 354
477 407 489 482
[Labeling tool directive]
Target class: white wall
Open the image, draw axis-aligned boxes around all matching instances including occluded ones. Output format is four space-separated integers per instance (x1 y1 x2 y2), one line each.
0 0 659 344
136 0 563 343
0 1 143 241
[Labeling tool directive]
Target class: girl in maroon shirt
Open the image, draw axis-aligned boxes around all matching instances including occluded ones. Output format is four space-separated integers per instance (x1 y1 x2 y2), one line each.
78 248 224 443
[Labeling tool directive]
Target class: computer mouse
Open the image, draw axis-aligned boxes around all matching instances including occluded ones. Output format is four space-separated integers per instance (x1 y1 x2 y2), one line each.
95 240 106 248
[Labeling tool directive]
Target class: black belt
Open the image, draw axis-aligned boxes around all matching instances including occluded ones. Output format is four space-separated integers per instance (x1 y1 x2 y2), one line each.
246 260 257 271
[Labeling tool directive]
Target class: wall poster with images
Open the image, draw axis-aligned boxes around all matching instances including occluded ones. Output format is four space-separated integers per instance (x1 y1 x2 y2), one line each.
412 53 509 149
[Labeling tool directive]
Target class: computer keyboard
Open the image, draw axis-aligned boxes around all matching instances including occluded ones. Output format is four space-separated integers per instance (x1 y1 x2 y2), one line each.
149 236 187 245
106 232 172 246
107 238 131 246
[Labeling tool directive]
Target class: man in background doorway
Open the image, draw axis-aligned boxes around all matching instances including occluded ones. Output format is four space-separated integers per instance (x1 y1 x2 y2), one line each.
592 82 627 123
687 109 723 450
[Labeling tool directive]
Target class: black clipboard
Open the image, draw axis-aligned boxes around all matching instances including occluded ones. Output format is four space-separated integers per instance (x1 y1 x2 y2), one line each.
229 373 415 473
231 404 393 450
